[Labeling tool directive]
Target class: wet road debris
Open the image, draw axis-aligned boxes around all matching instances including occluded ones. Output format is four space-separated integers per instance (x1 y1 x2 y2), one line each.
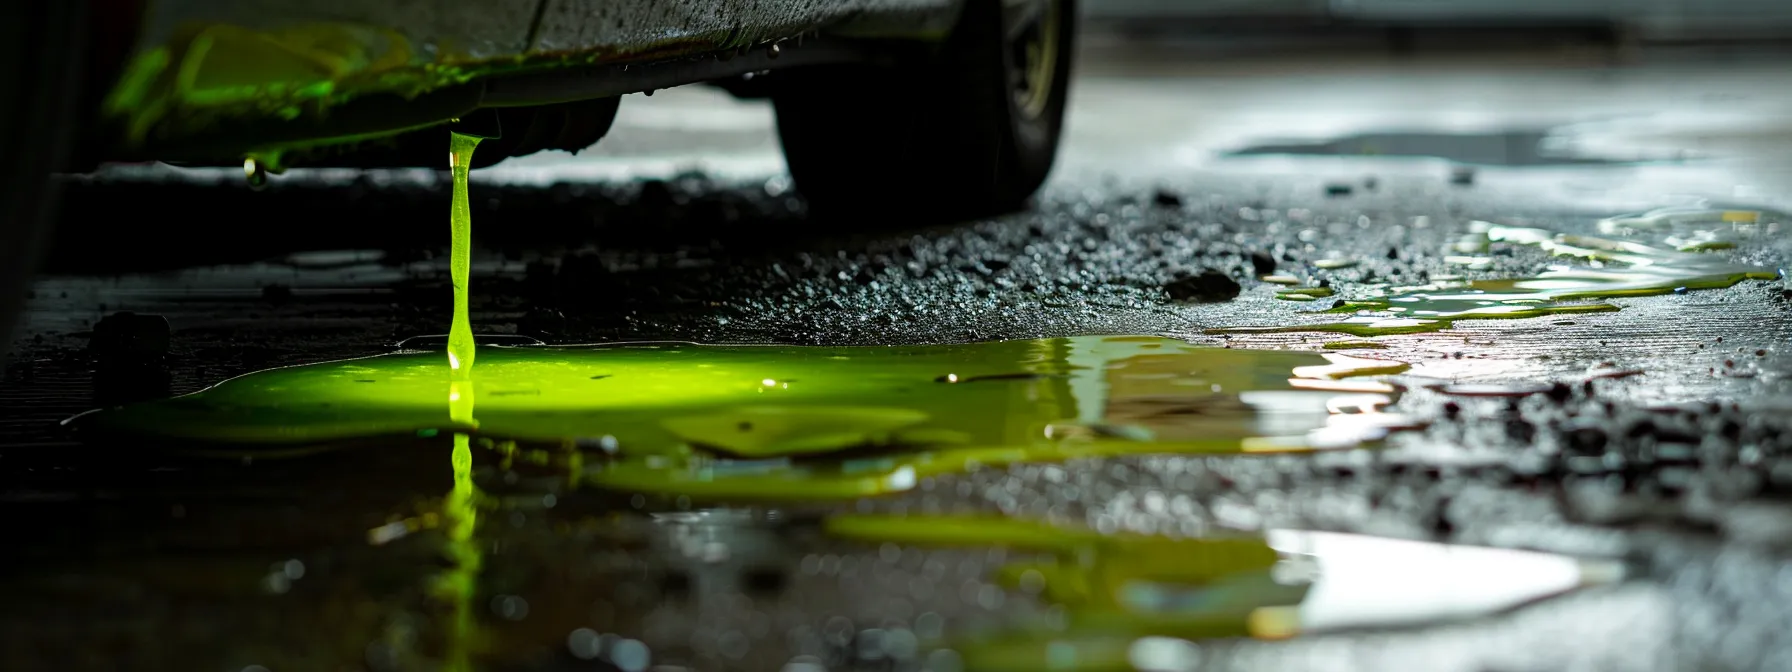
1219 219 1780 336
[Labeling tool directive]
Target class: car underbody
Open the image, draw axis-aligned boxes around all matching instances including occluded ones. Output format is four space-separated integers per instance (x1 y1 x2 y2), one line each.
83 0 970 170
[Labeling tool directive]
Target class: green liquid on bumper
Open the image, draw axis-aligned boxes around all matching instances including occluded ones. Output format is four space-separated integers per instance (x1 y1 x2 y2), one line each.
74 337 1414 500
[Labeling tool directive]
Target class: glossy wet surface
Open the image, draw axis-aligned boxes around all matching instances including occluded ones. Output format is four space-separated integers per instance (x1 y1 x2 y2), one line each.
1230 130 1630 166
825 514 1623 671
12 40 1792 672
1218 214 1780 336
76 337 1413 499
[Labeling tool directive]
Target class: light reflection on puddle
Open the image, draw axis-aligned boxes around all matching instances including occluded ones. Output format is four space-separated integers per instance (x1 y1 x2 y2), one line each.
826 514 1625 671
1217 221 1780 337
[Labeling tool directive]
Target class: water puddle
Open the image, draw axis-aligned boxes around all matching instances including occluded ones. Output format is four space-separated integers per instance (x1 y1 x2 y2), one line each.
1596 206 1771 234
1229 129 1626 166
1218 222 1779 337
74 336 1417 499
826 513 1625 671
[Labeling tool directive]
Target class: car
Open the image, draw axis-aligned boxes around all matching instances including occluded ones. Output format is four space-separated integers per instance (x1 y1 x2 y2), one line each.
0 0 1076 354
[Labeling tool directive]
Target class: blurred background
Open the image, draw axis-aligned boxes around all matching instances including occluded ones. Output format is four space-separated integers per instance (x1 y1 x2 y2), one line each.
1082 0 1792 41
466 0 1792 220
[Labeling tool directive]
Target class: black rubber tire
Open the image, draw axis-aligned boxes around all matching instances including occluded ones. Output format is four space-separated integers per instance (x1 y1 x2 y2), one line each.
0 2 86 358
773 0 1075 221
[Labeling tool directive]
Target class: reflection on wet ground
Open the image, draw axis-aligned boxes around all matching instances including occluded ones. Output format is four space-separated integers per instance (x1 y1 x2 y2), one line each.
0 438 1629 672
1218 209 1782 337
1231 130 1626 166
26 332 1641 670
827 514 1624 671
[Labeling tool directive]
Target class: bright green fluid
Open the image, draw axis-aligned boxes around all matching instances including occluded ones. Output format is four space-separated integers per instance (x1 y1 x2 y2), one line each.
441 133 483 672
77 336 1412 500
448 132 481 382
1219 225 1779 337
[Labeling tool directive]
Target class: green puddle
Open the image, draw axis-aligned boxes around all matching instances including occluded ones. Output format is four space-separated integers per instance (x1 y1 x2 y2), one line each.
825 513 1624 671
1220 222 1779 337
74 336 1415 500
64 134 1683 667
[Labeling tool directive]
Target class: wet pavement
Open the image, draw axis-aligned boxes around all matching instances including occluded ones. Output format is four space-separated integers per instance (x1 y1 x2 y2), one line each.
9 38 1792 671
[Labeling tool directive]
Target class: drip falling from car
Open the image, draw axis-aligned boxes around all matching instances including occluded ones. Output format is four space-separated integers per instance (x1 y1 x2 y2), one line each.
447 132 481 382
443 131 483 672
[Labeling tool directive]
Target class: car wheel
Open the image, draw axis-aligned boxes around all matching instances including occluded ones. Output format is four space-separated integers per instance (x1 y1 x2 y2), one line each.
0 2 86 358
773 0 1075 221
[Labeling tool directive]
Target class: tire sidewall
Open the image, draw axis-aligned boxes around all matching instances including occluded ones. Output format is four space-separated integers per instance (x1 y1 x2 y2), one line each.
1001 0 1076 176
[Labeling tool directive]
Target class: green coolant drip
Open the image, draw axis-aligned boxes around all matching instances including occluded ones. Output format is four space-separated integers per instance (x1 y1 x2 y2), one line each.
448 132 482 381
444 131 481 671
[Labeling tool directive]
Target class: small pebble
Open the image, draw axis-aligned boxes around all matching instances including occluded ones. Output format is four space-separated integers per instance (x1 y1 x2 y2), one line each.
1249 251 1277 276
1163 271 1241 303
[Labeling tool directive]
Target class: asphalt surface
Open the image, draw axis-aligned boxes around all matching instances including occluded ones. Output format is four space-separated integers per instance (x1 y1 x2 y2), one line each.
8 38 1792 671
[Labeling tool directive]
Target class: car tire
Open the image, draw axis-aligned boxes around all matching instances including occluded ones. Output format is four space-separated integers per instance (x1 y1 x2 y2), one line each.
773 0 1075 221
0 2 86 357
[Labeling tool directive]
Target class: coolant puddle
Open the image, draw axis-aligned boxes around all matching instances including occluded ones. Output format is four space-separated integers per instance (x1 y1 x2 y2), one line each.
826 513 1625 671
39 135 1666 670
1217 213 1781 337
73 336 1417 500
